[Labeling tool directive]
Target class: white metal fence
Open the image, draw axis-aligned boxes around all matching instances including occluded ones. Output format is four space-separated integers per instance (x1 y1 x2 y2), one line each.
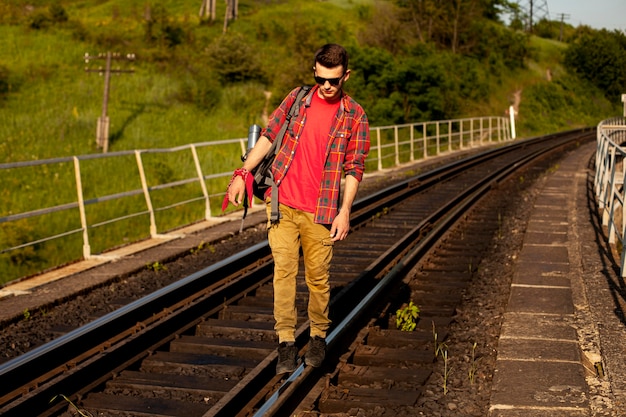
1 116 511 282
593 117 626 276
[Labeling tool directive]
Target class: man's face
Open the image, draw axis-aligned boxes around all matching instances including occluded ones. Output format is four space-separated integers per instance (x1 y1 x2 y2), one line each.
314 63 350 101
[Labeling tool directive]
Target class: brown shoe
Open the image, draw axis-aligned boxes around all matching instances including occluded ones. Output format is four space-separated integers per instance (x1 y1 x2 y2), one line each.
305 336 326 367
276 342 298 374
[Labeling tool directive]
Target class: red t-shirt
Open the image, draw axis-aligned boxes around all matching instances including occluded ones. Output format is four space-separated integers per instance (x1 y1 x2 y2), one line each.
279 91 341 213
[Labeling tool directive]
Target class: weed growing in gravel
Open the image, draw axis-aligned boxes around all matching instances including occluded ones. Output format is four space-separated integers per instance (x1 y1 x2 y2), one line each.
396 301 420 331
146 261 167 271
23 308 31 321
442 348 452 395
372 207 390 220
190 241 206 254
548 163 560 174
432 321 450 359
190 241 215 255
50 394 93 417
435 341 448 360
468 341 480 384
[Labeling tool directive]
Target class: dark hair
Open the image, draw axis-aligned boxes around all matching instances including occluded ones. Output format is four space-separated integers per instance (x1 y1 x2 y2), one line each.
314 44 349 72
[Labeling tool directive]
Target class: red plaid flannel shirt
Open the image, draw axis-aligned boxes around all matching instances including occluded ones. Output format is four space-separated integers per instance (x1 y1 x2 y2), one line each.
260 85 370 224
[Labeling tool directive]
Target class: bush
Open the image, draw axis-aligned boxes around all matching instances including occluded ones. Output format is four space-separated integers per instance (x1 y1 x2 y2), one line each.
564 29 626 101
29 11 51 30
49 4 69 24
206 33 265 83
28 4 69 29
178 71 222 113
518 74 615 134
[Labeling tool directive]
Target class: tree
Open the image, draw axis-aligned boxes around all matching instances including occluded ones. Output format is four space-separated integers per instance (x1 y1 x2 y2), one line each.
395 0 520 55
349 46 491 125
564 29 626 101
206 33 264 83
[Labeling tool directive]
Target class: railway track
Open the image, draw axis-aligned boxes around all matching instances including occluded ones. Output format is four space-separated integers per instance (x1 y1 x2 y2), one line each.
0 129 593 417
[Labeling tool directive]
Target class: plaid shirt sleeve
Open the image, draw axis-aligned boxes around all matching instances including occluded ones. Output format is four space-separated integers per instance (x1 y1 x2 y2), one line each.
314 93 370 224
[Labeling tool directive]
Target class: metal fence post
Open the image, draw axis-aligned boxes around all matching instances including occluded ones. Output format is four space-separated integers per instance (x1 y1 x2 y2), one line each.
135 150 157 237
376 128 383 171
394 126 400 166
423 123 428 158
410 123 415 162
480 118 484 145
191 144 211 220
73 157 91 259
459 120 464 149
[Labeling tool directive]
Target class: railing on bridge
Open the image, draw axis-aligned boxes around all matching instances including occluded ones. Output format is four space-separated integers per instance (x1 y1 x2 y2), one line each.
594 117 626 277
0 116 511 283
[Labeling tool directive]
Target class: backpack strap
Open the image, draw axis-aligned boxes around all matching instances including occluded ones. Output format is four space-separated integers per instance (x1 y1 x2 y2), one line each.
268 85 311 222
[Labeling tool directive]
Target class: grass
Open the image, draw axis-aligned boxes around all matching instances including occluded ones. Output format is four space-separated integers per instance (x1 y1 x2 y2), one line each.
1 0 371 162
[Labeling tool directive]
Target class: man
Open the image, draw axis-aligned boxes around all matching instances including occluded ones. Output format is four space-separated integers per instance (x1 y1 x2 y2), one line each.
225 43 370 374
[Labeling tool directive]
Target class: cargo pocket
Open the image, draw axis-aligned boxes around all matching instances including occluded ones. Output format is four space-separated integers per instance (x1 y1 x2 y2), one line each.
321 237 334 247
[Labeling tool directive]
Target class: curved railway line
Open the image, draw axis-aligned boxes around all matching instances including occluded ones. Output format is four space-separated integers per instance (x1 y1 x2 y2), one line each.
0 129 594 417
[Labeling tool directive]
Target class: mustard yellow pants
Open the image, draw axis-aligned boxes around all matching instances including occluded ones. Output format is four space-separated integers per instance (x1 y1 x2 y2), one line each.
267 203 333 343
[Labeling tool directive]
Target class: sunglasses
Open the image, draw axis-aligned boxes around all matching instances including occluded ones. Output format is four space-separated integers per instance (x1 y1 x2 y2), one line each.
314 74 344 86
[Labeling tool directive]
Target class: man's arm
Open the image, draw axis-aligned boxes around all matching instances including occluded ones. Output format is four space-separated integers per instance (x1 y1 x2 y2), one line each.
330 174 359 241
226 136 272 206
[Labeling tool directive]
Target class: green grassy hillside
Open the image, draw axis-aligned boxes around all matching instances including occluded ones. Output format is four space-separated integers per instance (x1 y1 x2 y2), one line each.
0 0 621 284
0 0 619 164
0 0 374 162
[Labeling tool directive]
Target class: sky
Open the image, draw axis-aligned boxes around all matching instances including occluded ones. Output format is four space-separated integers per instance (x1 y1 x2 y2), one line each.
541 0 626 32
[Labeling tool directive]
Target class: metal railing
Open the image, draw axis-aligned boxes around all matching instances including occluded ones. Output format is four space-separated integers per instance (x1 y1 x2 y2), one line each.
593 117 626 276
0 116 511 282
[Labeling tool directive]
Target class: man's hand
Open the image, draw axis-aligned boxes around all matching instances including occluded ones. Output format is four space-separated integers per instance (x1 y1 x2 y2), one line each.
224 136 271 209
330 210 350 241
227 176 246 207
329 175 359 241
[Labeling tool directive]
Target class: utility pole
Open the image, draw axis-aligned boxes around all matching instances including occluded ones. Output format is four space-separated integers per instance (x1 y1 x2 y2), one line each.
516 0 549 33
556 13 570 41
84 52 135 153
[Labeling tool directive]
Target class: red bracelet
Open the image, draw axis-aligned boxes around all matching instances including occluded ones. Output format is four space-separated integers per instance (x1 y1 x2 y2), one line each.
233 167 249 179
222 167 253 213
226 168 249 192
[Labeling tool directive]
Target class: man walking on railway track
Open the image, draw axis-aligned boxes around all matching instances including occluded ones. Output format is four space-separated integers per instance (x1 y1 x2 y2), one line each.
225 43 370 374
